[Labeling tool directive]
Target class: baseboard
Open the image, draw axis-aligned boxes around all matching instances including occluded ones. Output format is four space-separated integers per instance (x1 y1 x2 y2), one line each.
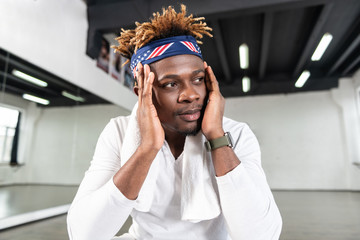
271 188 360 192
0 204 71 230
0 183 79 187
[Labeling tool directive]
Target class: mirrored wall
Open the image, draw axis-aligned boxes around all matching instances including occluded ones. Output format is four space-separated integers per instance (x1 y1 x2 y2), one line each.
0 47 130 229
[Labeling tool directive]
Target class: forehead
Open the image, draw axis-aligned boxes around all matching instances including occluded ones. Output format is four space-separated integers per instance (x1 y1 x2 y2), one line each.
150 54 204 79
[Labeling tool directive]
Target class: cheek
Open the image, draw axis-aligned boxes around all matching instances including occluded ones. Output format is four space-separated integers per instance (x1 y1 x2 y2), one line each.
152 90 178 118
198 84 207 102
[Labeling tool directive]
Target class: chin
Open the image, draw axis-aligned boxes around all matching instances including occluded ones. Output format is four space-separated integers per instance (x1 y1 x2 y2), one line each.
179 124 201 137
179 117 203 136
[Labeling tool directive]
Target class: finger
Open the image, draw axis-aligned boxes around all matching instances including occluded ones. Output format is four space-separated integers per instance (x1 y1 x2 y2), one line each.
144 64 150 82
206 66 220 92
142 64 155 104
136 63 144 102
204 61 212 91
204 64 212 91
204 61 208 69
136 62 144 88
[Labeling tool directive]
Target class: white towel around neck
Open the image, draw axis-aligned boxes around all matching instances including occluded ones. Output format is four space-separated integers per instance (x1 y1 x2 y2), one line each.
120 102 221 223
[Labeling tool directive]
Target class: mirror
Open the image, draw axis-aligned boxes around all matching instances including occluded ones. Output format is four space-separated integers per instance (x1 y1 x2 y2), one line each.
0 48 130 230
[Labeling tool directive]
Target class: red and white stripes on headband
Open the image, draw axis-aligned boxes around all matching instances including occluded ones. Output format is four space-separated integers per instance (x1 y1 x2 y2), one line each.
130 35 203 78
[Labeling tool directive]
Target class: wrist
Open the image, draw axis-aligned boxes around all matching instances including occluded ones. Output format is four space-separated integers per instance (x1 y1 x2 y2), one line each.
204 131 234 152
204 129 225 140
137 143 161 156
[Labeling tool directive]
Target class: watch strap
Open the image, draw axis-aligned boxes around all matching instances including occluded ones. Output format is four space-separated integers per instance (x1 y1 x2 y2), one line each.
204 132 233 151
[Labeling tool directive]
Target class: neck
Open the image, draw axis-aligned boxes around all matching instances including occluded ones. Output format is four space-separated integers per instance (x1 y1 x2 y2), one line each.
165 130 186 159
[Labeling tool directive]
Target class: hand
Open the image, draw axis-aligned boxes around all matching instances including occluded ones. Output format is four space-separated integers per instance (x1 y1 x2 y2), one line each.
201 62 225 140
135 63 165 152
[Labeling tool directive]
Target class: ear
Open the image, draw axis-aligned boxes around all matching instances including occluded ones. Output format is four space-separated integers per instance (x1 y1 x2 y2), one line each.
133 85 139 96
132 78 139 96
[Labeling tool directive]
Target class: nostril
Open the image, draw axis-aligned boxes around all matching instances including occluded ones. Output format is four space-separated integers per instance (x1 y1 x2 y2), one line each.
178 85 201 103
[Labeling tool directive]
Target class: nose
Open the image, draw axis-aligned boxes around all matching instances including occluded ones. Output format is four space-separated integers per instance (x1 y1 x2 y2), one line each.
178 83 200 103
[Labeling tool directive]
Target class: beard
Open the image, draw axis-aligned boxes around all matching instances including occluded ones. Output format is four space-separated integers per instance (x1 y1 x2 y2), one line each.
178 113 203 137
177 104 205 137
179 123 202 136
160 103 206 137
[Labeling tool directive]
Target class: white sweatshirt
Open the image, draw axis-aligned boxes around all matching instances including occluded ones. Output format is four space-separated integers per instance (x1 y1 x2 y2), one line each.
67 116 282 240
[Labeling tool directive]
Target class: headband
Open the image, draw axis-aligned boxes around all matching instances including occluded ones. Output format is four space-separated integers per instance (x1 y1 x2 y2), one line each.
130 35 203 78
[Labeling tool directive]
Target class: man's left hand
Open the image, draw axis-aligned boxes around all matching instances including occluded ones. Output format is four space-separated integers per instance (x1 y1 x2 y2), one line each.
201 61 225 140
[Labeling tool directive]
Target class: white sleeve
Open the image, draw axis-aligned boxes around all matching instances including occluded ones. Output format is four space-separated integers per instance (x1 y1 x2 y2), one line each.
216 124 282 240
67 118 136 240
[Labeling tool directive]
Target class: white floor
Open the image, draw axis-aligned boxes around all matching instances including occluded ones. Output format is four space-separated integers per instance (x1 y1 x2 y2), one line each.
0 185 359 239
274 191 360 240
0 185 78 229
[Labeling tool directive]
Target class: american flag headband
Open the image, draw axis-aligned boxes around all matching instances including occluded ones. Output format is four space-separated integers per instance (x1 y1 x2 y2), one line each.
130 35 203 78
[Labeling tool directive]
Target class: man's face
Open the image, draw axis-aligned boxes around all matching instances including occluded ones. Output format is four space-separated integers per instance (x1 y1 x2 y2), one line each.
150 54 207 136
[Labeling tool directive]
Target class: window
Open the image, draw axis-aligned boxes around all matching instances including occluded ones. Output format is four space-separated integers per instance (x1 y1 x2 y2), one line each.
0 106 20 163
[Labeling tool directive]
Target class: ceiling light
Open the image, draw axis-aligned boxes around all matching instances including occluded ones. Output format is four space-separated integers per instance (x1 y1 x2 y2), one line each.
311 33 333 61
12 69 48 87
239 43 249 69
62 91 85 102
242 76 251 92
22 94 50 105
295 70 310 88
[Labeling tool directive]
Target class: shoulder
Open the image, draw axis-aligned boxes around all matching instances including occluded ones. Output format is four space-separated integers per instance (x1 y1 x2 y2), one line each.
99 115 131 141
109 115 131 130
222 116 260 153
223 116 250 135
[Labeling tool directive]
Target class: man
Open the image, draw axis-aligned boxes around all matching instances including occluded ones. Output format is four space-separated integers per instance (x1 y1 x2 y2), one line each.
67 5 282 240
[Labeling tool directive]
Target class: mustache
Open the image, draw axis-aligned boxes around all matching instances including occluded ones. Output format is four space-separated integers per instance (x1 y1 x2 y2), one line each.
175 104 205 115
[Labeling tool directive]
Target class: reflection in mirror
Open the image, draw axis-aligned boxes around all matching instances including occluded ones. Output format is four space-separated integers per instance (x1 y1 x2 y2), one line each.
0 106 20 165
0 48 130 229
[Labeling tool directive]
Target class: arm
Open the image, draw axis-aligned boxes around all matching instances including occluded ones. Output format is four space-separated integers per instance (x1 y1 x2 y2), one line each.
201 62 282 239
67 63 164 239
67 118 136 240
215 124 282 239
113 63 164 200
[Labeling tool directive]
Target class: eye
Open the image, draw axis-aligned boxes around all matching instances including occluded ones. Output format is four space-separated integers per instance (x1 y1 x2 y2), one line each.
162 82 177 88
193 77 204 84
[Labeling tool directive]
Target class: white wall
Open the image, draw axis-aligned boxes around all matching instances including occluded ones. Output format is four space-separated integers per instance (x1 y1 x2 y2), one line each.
0 0 137 110
18 103 130 185
224 74 360 190
0 91 130 185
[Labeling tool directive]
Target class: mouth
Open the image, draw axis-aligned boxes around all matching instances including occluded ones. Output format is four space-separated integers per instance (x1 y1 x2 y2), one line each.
177 108 202 122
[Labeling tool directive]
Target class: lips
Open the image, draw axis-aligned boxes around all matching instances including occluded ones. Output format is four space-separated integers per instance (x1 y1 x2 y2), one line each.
177 109 202 122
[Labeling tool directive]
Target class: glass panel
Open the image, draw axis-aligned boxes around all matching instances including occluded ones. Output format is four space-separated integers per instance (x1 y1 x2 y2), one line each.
0 47 130 229
0 126 15 163
0 106 18 163
0 106 19 128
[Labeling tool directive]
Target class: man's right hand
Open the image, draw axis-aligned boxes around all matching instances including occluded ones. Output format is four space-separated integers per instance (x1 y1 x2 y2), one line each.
113 63 164 200
135 63 165 153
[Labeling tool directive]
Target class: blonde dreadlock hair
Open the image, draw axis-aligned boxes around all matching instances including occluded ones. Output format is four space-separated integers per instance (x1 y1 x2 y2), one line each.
112 4 212 66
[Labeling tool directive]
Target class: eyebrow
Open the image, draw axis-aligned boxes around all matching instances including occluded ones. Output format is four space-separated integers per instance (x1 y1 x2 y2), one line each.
158 69 205 82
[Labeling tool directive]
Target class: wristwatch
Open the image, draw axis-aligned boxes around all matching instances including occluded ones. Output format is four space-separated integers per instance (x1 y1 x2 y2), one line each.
204 132 233 151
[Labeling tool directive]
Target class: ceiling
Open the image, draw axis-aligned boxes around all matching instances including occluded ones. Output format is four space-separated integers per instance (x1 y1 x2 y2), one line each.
0 48 110 107
85 0 360 97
